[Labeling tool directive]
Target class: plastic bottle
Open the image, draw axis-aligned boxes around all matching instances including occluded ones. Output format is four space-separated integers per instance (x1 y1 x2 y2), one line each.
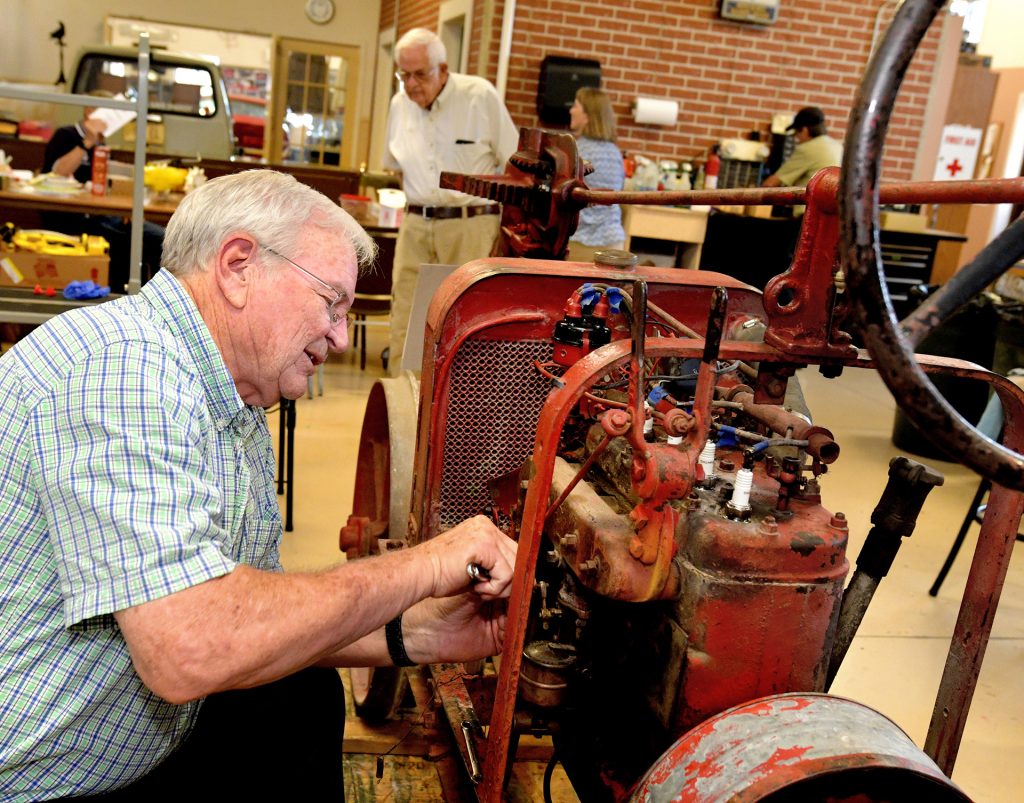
678 163 692 192
693 164 706 191
91 146 109 197
623 152 636 178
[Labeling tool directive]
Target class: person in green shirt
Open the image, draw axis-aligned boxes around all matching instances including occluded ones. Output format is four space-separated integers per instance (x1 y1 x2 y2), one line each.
762 106 843 195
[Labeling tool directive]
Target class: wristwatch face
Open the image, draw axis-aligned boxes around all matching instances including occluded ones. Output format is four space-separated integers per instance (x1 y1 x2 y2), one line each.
305 0 335 24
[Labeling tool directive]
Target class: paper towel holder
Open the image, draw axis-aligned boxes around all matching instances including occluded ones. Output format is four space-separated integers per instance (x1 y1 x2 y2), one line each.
632 96 679 126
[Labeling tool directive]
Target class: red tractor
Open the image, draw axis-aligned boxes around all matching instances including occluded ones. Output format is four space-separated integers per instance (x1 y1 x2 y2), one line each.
341 1 1024 799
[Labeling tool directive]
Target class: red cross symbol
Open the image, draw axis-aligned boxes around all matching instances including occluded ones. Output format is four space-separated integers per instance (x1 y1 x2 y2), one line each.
946 158 963 177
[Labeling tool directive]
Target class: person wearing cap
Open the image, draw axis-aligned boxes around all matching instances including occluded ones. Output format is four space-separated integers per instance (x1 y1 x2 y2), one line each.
383 28 519 375
761 106 843 197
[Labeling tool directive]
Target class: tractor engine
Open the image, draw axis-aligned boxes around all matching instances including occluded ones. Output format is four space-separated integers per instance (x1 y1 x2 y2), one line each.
511 283 850 796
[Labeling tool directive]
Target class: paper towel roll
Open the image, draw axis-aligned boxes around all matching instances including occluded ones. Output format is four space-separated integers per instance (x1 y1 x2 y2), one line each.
633 97 679 126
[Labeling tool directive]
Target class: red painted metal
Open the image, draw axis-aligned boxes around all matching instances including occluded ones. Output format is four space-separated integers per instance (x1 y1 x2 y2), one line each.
629 694 970 801
479 337 851 802
377 17 1024 789
389 230 1024 800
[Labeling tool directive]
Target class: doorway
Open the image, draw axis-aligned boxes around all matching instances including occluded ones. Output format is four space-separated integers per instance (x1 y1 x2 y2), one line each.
270 38 360 169
439 0 473 74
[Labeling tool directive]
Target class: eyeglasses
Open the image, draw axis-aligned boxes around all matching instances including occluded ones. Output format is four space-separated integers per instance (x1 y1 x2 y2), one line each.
261 245 350 329
395 67 437 84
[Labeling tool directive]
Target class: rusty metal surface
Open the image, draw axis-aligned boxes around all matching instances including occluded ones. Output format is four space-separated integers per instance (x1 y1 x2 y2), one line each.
672 511 848 734
411 259 767 546
729 389 839 463
628 694 970 802
546 456 682 602
840 0 1024 491
572 175 1024 209
901 216 1024 349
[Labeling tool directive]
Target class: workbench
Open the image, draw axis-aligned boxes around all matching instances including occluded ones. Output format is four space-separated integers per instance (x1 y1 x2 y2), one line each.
621 205 708 269
0 186 180 225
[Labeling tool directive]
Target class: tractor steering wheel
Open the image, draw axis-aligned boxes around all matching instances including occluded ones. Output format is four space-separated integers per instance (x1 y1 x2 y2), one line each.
841 0 1024 490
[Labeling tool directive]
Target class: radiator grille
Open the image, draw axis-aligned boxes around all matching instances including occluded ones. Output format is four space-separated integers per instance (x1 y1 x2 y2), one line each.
439 339 554 529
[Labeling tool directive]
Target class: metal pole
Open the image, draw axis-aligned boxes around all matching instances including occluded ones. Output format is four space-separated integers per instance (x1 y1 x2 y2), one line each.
128 34 151 295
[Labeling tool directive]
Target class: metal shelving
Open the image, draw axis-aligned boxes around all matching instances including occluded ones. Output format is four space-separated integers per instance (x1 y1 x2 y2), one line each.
0 34 152 321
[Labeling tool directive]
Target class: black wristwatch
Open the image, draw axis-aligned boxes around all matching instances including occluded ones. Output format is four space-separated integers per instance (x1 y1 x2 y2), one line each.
385 614 416 667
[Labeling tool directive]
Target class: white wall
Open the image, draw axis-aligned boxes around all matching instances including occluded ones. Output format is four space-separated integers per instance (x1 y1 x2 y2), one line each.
1 1 380 82
977 0 1024 69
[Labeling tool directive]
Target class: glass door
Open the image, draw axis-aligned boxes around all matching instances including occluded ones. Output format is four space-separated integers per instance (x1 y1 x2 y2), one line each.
270 38 359 169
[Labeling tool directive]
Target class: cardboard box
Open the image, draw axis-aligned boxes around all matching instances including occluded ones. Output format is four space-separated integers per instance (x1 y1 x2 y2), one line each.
0 248 109 290
879 211 926 233
108 175 135 198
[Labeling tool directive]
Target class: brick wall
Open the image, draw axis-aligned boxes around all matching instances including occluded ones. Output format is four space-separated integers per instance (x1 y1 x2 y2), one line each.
390 0 943 181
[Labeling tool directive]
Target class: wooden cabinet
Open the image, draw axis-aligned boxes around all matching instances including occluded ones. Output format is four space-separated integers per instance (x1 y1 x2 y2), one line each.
622 205 708 269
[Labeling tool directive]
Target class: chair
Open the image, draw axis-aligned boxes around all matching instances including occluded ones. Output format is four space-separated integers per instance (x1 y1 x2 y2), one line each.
276 398 296 532
348 232 395 371
929 376 1024 596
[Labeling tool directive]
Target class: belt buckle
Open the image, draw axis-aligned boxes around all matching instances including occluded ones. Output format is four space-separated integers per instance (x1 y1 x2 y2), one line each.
421 206 436 220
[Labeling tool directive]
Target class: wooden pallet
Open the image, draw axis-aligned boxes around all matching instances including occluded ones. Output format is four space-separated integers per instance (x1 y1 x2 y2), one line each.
340 668 579 802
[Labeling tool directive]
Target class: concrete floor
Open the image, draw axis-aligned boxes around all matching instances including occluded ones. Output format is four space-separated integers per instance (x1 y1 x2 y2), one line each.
275 323 1023 802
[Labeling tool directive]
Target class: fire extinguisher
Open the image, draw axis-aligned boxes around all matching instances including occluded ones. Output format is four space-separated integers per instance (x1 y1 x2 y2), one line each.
705 146 720 191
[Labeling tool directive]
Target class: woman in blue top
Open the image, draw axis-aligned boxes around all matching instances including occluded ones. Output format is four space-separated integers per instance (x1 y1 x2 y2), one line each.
567 87 626 262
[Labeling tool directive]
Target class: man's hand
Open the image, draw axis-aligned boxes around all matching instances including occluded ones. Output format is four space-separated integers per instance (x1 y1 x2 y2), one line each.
402 593 508 664
82 118 107 148
415 515 517 600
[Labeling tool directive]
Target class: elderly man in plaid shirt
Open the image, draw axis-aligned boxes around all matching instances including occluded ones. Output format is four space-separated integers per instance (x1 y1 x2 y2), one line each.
0 170 516 800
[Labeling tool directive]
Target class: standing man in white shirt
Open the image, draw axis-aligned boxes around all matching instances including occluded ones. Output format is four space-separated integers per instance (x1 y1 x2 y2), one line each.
383 28 519 374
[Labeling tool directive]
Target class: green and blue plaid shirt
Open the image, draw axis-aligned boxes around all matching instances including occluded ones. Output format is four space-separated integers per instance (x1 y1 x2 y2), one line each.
0 269 283 799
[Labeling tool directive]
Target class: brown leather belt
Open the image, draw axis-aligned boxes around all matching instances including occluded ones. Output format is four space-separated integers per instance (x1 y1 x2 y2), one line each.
407 203 500 220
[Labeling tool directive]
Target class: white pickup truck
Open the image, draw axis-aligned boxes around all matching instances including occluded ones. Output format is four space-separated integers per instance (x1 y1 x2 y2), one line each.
63 45 236 159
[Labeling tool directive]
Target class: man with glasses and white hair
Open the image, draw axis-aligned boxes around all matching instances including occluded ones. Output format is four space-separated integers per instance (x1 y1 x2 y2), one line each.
0 169 517 800
383 27 519 374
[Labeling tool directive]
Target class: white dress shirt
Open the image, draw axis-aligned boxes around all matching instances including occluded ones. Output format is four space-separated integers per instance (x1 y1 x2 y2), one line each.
384 72 519 208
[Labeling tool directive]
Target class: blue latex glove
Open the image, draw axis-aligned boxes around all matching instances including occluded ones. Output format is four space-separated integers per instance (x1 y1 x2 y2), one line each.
63 280 111 300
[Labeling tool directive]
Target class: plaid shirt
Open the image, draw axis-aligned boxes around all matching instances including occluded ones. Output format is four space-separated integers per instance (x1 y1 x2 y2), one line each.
0 270 282 799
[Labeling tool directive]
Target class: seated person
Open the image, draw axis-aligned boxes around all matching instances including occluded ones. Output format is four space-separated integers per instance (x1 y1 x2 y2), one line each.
761 106 843 219
41 97 165 291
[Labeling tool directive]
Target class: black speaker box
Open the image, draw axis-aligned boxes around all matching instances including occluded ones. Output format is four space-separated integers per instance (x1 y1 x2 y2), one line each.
537 56 601 126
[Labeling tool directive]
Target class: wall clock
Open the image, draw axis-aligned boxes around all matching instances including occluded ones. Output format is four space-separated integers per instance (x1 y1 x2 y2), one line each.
305 0 335 25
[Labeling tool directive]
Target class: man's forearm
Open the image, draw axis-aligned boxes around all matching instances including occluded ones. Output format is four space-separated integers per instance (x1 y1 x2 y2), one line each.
51 148 86 178
116 547 434 703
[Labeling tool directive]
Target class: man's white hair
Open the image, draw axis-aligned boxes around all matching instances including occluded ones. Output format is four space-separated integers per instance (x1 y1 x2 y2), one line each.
162 170 376 276
395 28 447 68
